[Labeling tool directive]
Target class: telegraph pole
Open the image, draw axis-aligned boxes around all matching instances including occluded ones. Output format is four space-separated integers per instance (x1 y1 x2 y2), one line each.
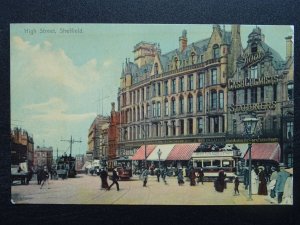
61 136 82 156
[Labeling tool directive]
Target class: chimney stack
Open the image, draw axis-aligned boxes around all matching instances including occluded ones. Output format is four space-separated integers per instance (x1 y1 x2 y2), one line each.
285 36 293 60
179 30 187 52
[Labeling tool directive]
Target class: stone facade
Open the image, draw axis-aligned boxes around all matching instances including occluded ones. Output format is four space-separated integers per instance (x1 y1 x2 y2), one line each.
33 146 53 170
11 127 34 168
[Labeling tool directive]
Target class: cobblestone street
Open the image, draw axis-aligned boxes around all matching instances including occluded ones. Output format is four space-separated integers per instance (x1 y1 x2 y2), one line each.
11 174 276 205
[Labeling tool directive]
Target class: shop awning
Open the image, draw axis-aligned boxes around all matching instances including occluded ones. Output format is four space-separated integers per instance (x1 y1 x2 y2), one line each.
244 143 281 162
132 145 156 160
147 144 175 161
166 143 199 161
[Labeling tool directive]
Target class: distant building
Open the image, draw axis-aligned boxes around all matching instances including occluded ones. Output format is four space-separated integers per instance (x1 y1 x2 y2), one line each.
11 127 34 168
33 146 53 169
75 154 85 171
108 102 121 160
87 115 109 160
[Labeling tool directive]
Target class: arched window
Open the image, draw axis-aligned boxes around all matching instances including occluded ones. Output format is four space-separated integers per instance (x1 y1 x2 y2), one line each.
179 95 184 114
197 93 203 112
188 94 193 113
213 44 220 59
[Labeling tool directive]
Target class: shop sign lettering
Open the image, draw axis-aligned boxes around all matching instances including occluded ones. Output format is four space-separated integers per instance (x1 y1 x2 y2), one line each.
229 101 277 114
228 75 279 90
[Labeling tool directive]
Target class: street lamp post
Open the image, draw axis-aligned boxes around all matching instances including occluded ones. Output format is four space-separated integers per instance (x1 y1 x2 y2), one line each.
243 116 259 201
158 149 162 168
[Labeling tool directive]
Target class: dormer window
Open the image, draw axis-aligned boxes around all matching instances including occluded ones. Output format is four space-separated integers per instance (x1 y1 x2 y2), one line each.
213 44 220 59
191 52 195 64
175 57 178 69
251 43 257 53
154 63 158 75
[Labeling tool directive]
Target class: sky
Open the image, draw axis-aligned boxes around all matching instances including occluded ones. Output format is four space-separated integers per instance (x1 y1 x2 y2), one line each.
10 24 293 157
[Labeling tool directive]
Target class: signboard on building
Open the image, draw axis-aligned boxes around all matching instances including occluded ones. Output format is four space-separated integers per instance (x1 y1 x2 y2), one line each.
229 101 277 114
228 75 279 90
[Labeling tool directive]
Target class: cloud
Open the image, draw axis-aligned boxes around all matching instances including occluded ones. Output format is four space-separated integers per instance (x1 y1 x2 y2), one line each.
23 97 96 122
11 36 103 93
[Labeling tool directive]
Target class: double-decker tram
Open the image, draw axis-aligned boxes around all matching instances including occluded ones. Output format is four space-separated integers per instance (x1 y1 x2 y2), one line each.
191 150 237 182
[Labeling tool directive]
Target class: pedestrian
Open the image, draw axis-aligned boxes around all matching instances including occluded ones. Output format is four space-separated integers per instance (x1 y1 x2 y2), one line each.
257 166 268 195
141 168 149 187
251 166 258 194
40 166 49 189
214 170 226 192
156 167 161 182
177 168 184 185
234 176 240 195
100 168 109 189
282 168 293 204
107 168 120 191
161 167 167 184
243 167 249 190
275 164 289 204
197 167 204 185
267 166 278 202
190 167 196 186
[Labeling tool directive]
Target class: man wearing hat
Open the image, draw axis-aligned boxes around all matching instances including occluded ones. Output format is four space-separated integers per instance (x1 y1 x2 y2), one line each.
275 163 289 204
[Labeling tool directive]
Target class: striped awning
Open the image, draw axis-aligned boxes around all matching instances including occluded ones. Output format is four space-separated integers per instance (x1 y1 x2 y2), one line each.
147 144 175 161
244 143 281 162
131 145 156 160
166 143 199 161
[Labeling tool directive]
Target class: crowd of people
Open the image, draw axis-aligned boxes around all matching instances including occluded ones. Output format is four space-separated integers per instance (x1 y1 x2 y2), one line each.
243 163 293 204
